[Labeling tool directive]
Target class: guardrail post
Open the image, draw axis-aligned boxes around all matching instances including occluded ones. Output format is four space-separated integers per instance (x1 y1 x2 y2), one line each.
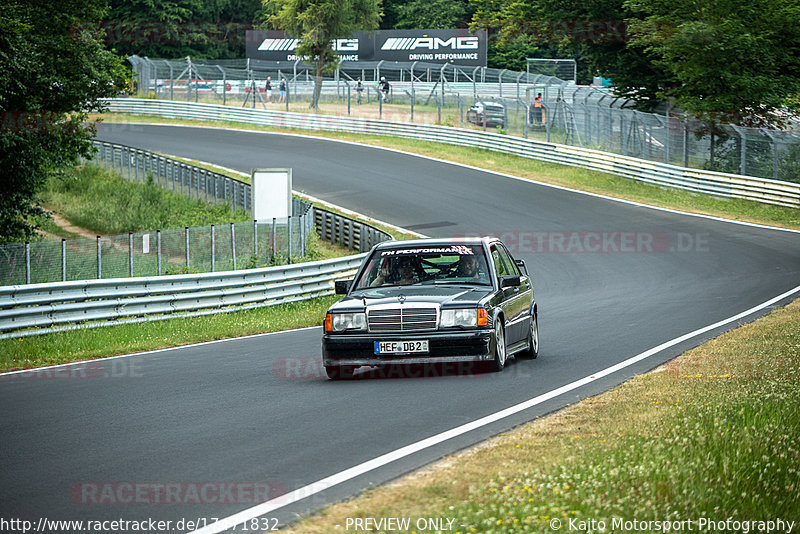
211 224 216 272
181 164 186 196
62 239 66 282
347 219 354 250
96 235 102 279
25 242 30 284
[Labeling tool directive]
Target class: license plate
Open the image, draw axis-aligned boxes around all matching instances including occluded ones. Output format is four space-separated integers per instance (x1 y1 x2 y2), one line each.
374 340 429 354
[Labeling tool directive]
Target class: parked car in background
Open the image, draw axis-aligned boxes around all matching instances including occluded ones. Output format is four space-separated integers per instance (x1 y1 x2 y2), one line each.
466 101 506 129
322 237 538 379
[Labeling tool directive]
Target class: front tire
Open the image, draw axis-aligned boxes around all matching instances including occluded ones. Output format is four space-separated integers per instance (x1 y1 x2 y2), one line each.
489 321 506 372
519 311 539 359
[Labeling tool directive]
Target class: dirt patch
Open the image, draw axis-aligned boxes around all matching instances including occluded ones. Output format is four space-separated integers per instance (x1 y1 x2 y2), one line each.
49 213 97 239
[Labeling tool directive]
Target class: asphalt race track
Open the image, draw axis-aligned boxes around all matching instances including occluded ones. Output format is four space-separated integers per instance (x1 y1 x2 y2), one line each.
2 123 799 531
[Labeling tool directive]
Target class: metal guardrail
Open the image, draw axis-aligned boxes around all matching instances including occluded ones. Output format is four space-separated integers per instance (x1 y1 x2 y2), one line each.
314 207 390 252
90 140 252 213
0 255 364 339
105 99 800 208
0 207 392 338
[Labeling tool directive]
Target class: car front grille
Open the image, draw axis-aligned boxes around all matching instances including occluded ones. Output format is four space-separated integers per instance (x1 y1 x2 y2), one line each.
368 307 438 332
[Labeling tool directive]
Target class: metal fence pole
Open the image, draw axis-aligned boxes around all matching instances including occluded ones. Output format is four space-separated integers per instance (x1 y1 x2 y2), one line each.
231 222 236 270
301 216 306 257
61 239 66 282
287 216 293 264
129 232 134 277
253 219 258 259
25 242 30 284
211 224 216 272
683 121 689 168
272 217 276 263
157 230 162 276
185 226 190 270
96 235 102 279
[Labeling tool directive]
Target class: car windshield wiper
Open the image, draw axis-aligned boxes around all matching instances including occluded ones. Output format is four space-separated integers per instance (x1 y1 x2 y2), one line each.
432 280 491 286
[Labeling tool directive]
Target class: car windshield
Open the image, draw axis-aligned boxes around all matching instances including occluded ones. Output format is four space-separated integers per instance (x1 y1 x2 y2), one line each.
355 245 492 289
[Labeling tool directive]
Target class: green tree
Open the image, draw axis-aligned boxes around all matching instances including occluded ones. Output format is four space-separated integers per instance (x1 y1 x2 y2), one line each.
470 0 800 122
625 0 800 127
0 0 128 242
261 0 381 109
392 0 472 30
471 0 667 109
105 0 263 59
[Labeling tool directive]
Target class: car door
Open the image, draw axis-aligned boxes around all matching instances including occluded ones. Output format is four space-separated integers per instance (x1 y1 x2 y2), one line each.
493 243 533 345
490 244 519 344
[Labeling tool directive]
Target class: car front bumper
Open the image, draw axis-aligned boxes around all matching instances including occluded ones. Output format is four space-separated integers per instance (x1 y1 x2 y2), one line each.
322 330 494 367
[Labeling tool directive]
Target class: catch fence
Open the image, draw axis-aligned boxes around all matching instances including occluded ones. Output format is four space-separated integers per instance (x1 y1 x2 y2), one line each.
0 144 314 286
126 56 800 185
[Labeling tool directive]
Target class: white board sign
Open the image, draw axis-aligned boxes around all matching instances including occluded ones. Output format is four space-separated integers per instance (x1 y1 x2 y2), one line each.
252 168 292 220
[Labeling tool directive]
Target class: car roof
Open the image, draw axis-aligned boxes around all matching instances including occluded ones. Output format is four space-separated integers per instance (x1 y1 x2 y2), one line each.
373 237 496 251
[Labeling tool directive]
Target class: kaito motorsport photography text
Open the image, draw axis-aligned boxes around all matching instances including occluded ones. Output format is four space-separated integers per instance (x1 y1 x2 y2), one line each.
549 517 795 533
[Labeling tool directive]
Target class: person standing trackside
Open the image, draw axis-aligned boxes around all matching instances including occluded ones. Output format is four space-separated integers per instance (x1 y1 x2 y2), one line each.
377 77 390 103
532 93 543 124
279 78 287 103
265 76 273 103
355 78 364 104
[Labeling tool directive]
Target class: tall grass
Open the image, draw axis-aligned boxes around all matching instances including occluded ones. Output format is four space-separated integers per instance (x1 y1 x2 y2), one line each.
43 165 250 234
279 300 800 533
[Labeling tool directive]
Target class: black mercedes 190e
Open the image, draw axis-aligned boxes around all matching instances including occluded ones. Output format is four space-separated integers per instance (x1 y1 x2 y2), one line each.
322 237 538 379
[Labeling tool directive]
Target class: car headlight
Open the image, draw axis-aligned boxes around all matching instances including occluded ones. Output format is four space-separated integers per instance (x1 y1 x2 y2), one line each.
440 308 478 328
325 312 366 332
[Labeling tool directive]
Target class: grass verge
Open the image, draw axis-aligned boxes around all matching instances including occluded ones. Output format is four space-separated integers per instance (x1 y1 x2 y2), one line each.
0 158 398 371
43 164 250 235
282 298 800 533
0 295 339 372
94 113 800 231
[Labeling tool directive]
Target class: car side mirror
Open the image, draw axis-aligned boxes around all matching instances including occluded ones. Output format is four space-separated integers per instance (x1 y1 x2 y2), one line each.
500 275 521 288
334 279 352 294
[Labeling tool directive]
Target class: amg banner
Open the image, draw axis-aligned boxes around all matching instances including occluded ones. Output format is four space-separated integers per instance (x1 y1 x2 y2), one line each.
246 29 488 66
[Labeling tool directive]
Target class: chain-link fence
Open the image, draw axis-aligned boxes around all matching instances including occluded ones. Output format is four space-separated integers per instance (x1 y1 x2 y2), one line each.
0 143 314 286
126 56 800 184
0 217 312 286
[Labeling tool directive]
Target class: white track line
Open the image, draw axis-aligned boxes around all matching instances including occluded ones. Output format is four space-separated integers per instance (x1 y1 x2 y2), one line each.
0 327 320 378
190 283 800 534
